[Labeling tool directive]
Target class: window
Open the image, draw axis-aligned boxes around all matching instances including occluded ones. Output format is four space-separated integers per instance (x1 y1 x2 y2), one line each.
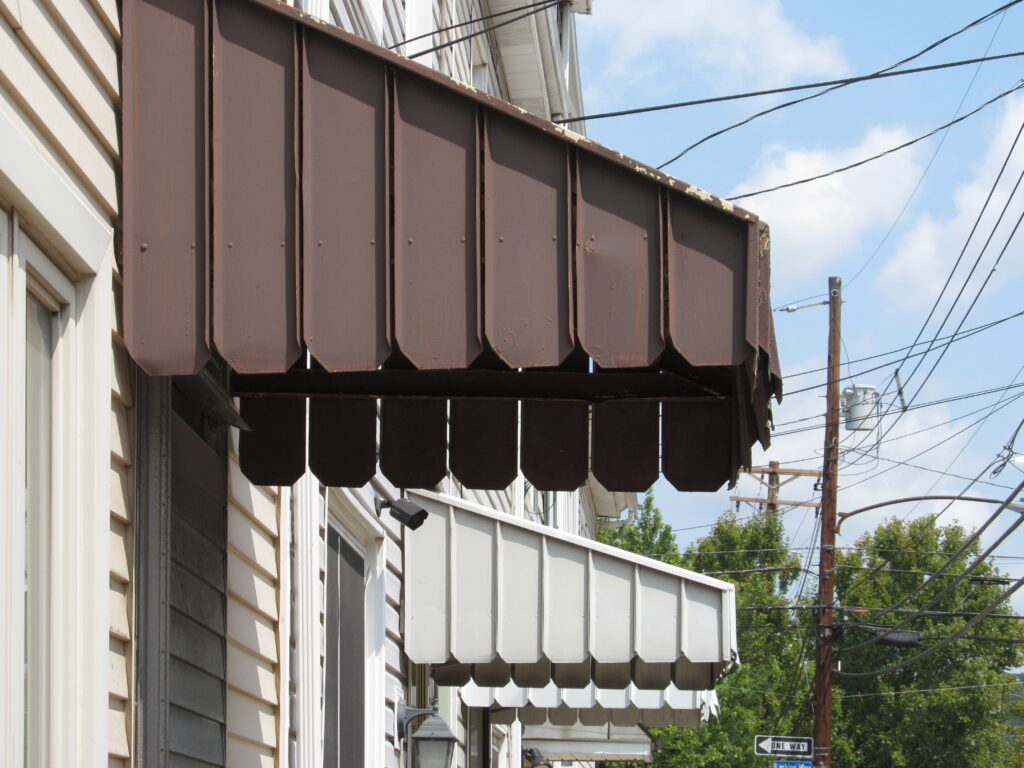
24 290 55 766
324 524 366 768
1 208 81 768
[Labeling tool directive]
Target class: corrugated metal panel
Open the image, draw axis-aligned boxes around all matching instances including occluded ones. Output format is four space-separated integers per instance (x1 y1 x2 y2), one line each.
122 0 783 492
122 0 209 375
302 28 389 371
405 492 737 689
212 0 301 373
309 398 377 487
464 684 717 728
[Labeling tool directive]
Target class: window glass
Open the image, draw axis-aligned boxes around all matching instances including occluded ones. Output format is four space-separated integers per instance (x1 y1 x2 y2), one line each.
24 291 54 766
324 526 365 768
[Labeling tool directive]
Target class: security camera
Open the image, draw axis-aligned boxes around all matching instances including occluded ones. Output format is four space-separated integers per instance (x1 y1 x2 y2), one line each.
375 498 429 530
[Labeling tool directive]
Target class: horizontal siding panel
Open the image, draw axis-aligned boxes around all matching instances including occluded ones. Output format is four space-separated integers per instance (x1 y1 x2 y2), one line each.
386 568 401 608
112 342 132 405
227 601 279 664
170 656 226 723
38 0 119 95
171 609 226 679
172 470 227 549
110 460 131 523
109 517 130 583
228 459 278 536
86 0 120 40
385 639 402 677
6 0 118 153
170 564 226 635
225 738 275 768
168 756 221 768
169 704 224 765
110 398 132 465
226 689 277 748
227 643 278 706
172 515 227 592
107 698 130 758
109 578 130 640
109 636 129 700
0 19 117 212
228 505 278 580
227 553 278 621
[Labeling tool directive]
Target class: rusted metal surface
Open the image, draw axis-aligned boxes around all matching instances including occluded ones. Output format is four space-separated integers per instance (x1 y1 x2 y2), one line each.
212 0 301 373
665 191 748 368
591 401 659 492
662 400 734 493
576 154 663 369
483 112 572 368
123 0 784 492
239 397 305 485
302 29 389 371
521 402 589 491
309 398 377 487
449 400 517 490
379 399 447 489
229 369 719 401
122 0 209 375
392 72 481 369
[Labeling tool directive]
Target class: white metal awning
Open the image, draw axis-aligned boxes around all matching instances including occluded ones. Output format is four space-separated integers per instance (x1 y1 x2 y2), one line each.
404 491 738 689
461 680 719 727
523 724 654 763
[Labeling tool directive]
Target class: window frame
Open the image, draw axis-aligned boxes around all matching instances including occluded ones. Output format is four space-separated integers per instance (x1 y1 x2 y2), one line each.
0 206 111 768
325 486 388 768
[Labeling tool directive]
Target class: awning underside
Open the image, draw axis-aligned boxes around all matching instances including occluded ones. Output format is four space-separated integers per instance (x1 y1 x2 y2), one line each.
405 494 738 690
522 724 655 762
463 681 718 728
123 0 782 493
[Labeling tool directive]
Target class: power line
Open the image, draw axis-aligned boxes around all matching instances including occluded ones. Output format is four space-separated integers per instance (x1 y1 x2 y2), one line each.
727 80 1024 201
556 50 1024 124
839 447 1016 491
407 0 560 59
844 10 1010 288
836 474 1024 656
783 310 1024 380
771 381 1024 436
835 681 1024 698
835 573 1024 678
389 0 554 49
660 0 1023 167
841 115 1024 465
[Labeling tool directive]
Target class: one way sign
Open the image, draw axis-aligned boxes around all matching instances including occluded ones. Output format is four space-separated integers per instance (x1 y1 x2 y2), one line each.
754 735 813 757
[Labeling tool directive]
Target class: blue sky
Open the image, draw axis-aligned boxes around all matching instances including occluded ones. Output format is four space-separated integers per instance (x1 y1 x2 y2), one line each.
576 1 1024 602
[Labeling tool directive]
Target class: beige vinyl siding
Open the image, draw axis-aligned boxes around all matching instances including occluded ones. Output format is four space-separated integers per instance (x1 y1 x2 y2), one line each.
109 269 134 767
226 434 284 767
0 2 119 218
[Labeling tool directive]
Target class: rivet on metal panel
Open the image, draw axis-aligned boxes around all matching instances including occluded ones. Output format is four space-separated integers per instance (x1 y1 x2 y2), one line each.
140 242 148 252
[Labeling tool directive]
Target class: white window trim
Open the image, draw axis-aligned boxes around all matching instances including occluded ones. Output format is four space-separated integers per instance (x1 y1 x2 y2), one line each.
0 206 112 768
298 483 387 768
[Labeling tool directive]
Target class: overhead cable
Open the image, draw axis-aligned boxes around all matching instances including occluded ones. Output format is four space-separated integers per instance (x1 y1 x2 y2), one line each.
407 0 560 59
660 0 1023 166
727 80 1024 201
391 0 555 49
555 50 1024 124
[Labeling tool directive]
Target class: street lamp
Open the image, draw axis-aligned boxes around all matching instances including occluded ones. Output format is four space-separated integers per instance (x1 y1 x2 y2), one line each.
410 713 457 768
398 701 456 768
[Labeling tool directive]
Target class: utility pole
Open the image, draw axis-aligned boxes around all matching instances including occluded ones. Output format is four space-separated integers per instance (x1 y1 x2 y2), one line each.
814 276 842 768
767 461 780 514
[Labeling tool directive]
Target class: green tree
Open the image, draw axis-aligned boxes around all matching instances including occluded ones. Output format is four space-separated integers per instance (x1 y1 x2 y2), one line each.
600 494 807 767
832 516 1024 768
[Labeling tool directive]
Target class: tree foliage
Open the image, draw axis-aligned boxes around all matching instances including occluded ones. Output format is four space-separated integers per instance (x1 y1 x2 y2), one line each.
597 497 1024 767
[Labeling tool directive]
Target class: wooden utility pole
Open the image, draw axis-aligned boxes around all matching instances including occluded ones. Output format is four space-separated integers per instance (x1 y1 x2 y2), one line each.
814 276 842 768
766 460 780 515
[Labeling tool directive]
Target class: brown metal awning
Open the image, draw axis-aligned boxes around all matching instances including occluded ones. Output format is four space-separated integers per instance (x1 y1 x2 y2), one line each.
121 0 782 492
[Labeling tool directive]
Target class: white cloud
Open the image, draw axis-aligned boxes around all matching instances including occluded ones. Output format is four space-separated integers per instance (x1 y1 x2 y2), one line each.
580 0 847 96
877 95 1024 313
730 126 924 296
